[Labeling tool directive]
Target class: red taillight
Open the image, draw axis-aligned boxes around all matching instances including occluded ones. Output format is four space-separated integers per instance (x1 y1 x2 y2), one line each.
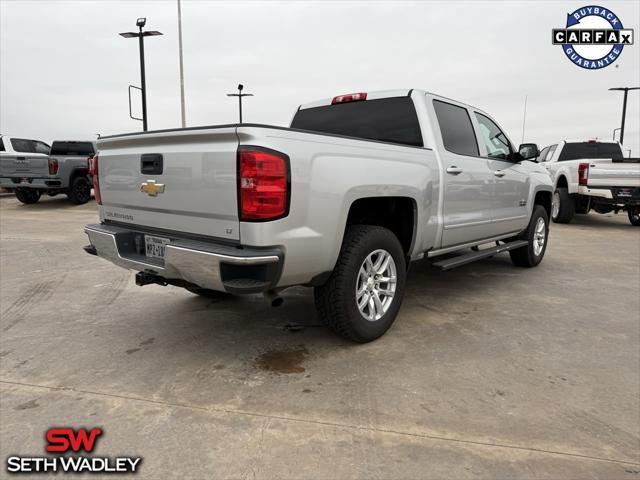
48 158 58 175
331 92 367 104
88 154 102 204
238 147 289 221
578 162 589 186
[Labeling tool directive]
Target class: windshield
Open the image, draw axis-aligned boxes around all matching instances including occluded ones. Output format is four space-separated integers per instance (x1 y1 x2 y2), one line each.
558 142 623 161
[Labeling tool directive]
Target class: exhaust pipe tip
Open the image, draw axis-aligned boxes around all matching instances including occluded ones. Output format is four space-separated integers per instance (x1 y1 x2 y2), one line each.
264 289 284 307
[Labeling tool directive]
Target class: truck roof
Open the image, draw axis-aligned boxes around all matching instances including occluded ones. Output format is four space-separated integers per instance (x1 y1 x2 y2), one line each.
298 88 492 117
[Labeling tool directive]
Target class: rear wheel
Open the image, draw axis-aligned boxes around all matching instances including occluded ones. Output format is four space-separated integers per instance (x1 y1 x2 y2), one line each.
67 176 92 205
551 188 574 223
15 189 41 204
628 207 640 226
510 205 549 268
314 225 406 343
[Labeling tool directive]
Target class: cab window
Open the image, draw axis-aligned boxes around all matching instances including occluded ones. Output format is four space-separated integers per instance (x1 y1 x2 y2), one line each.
545 144 558 162
537 146 550 162
432 100 479 156
474 112 512 160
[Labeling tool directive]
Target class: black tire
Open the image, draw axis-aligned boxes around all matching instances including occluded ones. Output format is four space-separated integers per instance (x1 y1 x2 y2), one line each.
15 189 41 204
510 205 549 268
314 225 407 343
628 207 640 226
551 188 574 223
67 176 92 205
574 195 590 214
184 286 229 299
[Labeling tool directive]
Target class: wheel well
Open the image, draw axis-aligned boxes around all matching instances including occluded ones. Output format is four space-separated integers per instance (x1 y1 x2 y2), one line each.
534 191 552 218
346 197 415 255
556 176 568 189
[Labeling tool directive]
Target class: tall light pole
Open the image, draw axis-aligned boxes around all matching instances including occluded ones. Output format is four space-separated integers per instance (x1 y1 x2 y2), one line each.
608 87 639 146
227 84 253 123
177 0 186 127
120 18 163 131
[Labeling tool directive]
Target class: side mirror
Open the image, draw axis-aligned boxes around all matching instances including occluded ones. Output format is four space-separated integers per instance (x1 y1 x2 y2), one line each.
518 143 539 161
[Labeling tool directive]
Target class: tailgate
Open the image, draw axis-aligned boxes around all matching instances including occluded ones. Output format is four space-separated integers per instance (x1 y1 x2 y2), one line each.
587 159 640 188
0 153 49 176
97 127 240 240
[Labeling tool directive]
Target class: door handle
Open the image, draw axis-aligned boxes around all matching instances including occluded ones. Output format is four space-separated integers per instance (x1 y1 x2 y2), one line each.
494 170 506 177
446 166 463 175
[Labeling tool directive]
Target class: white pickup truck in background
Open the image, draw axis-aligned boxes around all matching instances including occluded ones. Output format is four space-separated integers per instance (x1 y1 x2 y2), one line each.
537 140 640 226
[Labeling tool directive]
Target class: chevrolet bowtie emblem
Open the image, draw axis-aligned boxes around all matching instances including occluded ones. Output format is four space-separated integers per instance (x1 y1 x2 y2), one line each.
140 180 165 196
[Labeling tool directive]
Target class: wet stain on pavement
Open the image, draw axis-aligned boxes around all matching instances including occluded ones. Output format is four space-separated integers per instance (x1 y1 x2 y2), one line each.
140 338 154 346
15 399 39 410
125 348 141 355
255 347 309 374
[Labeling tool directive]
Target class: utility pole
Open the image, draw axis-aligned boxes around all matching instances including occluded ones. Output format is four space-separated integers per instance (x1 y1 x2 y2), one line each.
227 84 253 123
177 0 186 127
520 95 528 144
120 18 163 131
608 87 639 145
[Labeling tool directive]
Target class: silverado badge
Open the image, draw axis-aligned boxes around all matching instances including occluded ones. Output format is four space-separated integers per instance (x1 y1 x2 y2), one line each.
140 180 165 197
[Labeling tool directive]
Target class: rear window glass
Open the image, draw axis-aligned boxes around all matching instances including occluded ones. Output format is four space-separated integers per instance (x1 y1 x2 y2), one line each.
432 100 479 157
558 142 623 161
50 141 95 156
0 138 4 152
290 97 423 147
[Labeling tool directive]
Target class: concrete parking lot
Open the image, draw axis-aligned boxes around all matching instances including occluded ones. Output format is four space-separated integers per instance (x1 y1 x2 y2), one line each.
1 194 638 479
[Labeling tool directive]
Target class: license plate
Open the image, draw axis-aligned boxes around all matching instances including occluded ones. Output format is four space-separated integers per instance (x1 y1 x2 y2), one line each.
21 178 29 184
144 235 170 259
617 189 632 198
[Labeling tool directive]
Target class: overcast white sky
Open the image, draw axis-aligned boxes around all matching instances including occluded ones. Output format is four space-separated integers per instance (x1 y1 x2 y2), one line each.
1 0 639 155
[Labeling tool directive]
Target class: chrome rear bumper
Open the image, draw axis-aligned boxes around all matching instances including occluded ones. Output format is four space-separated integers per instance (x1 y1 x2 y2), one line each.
84 223 282 293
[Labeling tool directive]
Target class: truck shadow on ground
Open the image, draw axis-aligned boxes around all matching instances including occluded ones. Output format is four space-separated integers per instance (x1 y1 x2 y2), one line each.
141 253 524 358
4 195 96 211
564 213 636 231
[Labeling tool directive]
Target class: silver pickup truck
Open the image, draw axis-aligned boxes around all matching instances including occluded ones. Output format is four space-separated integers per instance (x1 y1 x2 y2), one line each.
0 137 96 204
84 89 553 342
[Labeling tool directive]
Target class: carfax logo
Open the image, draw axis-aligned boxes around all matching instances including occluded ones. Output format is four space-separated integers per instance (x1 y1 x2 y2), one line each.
552 5 634 69
6 427 142 474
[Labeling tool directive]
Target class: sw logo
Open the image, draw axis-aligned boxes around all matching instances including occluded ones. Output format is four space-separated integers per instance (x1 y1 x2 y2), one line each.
46 427 103 453
552 5 635 69
5 427 142 475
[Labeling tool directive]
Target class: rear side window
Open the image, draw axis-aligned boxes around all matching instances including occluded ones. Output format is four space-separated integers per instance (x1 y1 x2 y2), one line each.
50 141 95 156
290 97 423 147
432 100 479 156
538 146 550 162
546 144 558 162
0 138 4 152
10 138 38 153
558 142 623 161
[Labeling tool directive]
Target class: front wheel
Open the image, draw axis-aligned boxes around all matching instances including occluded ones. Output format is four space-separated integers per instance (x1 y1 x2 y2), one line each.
510 205 549 268
15 189 41 204
314 225 406 343
628 207 640 226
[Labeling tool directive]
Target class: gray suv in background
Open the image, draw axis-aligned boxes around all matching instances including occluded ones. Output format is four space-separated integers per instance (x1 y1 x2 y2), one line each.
0 136 96 204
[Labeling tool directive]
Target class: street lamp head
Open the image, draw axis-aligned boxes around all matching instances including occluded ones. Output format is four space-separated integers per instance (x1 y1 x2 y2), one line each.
238 84 244 91
119 32 139 38
143 31 163 37
136 17 147 27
